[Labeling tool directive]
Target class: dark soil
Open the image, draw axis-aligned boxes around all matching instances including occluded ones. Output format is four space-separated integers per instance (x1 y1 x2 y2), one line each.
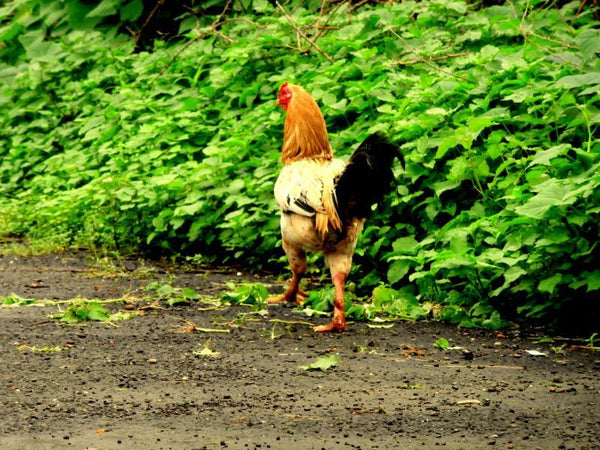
1 252 599 449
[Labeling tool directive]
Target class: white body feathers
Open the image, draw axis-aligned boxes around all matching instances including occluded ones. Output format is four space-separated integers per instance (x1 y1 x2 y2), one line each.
274 158 346 237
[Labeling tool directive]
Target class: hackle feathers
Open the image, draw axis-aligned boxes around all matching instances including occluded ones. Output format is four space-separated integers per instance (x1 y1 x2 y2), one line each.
281 84 333 164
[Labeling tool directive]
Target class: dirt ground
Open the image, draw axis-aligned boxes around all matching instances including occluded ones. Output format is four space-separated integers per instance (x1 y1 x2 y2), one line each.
0 252 599 450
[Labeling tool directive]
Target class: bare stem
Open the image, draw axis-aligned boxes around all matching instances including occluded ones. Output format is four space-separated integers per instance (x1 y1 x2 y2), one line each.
151 0 233 84
388 28 469 81
136 0 166 47
391 51 470 66
275 1 335 63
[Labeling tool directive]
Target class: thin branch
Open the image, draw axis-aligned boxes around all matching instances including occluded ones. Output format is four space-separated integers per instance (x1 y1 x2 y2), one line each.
576 0 588 15
221 16 266 29
508 0 577 49
521 0 531 23
388 28 469 81
523 34 582 69
506 0 519 19
213 0 234 25
150 0 233 84
507 0 580 67
214 29 233 43
314 0 347 41
135 0 166 47
520 26 578 49
275 1 335 63
314 0 329 37
391 51 470 66
348 0 370 13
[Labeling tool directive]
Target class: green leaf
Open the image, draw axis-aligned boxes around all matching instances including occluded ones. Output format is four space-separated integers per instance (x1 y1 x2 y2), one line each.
86 0 119 18
575 29 600 61
387 259 411 284
155 284 177 297
433 180 460 196
538 274 562 294
56 301 111 323
2 294 35 306
120 0 144 21
583 270 600 292
515 179 571 219
253 0 270 13
300 354 340 372
434 338 450 350
221 283 268 305
392 236 419 253
337 22 363 40
182 288 199 299
87 303 112 321
528 145 570 167
556 72 600 89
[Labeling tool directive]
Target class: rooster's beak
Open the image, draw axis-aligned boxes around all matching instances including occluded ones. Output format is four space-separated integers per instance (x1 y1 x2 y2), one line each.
276 98 282 106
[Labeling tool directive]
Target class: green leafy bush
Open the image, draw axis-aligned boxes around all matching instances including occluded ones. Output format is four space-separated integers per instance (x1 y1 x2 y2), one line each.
0 0 598 327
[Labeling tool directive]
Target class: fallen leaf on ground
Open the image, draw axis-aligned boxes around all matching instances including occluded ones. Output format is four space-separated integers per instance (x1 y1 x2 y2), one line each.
525 350 547 357
300 354 340 372
399 343 427 357
192 339 221 357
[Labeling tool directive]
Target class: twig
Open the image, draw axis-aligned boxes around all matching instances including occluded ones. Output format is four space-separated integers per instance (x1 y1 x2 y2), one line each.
522 28 577 49
314 0 347 41
213 0 234 25
275 1 335 63
169 316 231 333
314 0 328 37
138 301 166 311
151 0 233 84
507 0 519 18
523 35 581 68
214 29 233 43
348 0 370 13
391 51 470 66
507 0 577 50
576 0 588 15
521 0 531 23
388 28 469 81
136 0 166 47
221 16 266 29
576 0 600 19
269 318 315 327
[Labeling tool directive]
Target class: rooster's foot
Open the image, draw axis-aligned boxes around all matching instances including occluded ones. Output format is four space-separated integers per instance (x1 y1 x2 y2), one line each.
267 289 307 305
313 319 346 333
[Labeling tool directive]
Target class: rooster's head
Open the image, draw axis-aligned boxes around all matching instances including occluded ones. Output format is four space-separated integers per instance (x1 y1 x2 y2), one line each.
276 82 293 110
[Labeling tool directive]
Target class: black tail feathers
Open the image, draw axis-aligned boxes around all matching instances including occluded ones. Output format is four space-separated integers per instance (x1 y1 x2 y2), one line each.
334 133 403 221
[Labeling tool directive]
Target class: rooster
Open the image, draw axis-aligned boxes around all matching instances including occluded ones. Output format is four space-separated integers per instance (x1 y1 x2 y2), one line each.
269 82 402 332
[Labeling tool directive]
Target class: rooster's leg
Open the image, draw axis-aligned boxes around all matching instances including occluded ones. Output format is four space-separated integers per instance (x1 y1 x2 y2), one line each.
268 271 306 305
314 272 347 332
268 242 307 305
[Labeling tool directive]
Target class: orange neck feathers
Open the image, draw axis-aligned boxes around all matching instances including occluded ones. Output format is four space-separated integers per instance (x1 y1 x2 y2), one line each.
280 84 333 164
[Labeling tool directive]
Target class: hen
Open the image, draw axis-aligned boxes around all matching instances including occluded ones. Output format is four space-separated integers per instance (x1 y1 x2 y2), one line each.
270 82 402 332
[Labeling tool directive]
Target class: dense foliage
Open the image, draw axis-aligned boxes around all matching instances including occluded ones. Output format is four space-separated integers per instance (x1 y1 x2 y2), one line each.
0 0 598 328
